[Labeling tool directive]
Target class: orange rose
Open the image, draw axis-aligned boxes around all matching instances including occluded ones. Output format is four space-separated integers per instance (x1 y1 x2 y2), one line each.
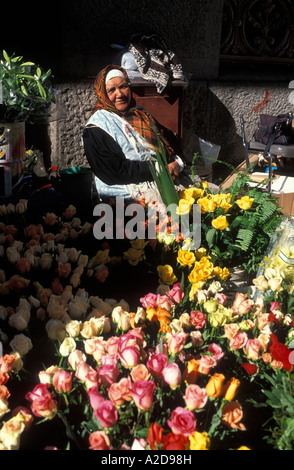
183 359 200 384
206 373 225 398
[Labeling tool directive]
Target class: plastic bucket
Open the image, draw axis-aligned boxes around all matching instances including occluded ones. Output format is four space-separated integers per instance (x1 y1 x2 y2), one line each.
0 122 25 198
58 167 93 206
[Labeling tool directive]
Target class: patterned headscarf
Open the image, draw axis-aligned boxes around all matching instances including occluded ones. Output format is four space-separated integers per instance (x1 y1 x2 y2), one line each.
93 64 175 160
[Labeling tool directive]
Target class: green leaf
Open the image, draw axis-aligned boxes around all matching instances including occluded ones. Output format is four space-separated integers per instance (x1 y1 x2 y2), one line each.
206 228 216 248
3 50 11 65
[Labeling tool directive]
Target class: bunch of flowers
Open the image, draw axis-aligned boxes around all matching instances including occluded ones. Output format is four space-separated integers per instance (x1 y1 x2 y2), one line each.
0 194 293 451
174 174 282 274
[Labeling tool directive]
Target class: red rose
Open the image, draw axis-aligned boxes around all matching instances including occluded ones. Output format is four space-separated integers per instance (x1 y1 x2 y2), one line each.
241 362 258 375
147 423 165 450
163 433 189 450
269 334 292 371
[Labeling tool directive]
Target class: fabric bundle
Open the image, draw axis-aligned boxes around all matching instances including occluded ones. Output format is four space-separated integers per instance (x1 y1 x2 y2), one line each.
128 33 185 94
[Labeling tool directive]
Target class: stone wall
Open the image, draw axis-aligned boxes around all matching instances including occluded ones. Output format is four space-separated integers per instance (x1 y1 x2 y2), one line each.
47 79 293 180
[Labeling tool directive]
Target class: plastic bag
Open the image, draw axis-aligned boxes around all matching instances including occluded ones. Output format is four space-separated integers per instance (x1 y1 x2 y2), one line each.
182 130 221 166
259 217 294 285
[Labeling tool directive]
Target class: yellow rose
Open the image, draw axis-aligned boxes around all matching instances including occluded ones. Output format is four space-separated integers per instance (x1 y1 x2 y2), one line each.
189 431 210 450
188 257 214 284
123 247 145 266
191 187 205 200
218 267 231 281
189 282 206 299
177 250 196 267
179 187 196 200
157 265 178 285
219 202 232 214
197 197 217 213
195 247 207 259
176 197 195 215
212 215 229 230
235 196 254 210
223 377 240 401
130 239 148 250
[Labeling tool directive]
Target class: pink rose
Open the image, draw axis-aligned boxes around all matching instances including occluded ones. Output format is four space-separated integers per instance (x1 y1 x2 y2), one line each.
215 293 229 306
208 343 224 362
94 400 118 428
140 293 158 308
198 354 217 374
89 430 111 450
25 383 57 419
166 283 184 304
167 331 188 354
167 406 196 436
183 384 208 410
98 363 120 388
245 338 262 360
131 380 155 411
118 345 141 369
52 370 73 393
88 386 105 410
106 336 120 355
229 332 248 350
190 310 207 329
147 353 168 379
162 363 182 389
157 295 173 311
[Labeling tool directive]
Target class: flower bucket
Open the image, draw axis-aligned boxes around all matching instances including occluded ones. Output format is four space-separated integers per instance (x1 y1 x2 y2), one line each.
57 167 93 206
0 122 25 198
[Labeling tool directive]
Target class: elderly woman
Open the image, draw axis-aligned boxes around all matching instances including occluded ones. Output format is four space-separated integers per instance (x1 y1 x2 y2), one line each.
82 65 186 201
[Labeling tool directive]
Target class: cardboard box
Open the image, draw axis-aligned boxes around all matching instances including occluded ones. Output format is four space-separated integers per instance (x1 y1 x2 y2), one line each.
220 155 294 215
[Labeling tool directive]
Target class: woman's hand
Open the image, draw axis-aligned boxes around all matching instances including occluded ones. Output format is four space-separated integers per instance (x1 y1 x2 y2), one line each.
168 161 180 181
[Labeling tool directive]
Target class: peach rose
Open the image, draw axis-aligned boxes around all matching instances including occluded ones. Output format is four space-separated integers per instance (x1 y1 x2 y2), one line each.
245 338 262 360
89 430 111 450
131 364 151 382
229 331 248 350
166 331 188 354
52 370 73 393
184 384 208 410
108 377 133 406
222 400 246 430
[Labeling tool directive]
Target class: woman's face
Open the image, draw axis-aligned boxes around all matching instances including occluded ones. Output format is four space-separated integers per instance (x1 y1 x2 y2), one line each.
106 77 131 112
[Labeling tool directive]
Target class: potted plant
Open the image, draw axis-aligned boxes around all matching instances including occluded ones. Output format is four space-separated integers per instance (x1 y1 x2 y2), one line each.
0 50 55 197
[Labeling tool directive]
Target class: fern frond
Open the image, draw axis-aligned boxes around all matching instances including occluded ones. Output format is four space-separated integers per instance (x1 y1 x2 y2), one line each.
259 200 278 224
235 228 255 251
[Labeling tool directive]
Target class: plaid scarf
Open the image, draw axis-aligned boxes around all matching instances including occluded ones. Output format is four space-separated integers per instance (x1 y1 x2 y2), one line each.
93 65 175 160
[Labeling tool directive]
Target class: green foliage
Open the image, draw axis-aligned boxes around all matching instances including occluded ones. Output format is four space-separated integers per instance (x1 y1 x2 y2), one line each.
0 50 55 123
258 371 294 450
200 171 282 273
